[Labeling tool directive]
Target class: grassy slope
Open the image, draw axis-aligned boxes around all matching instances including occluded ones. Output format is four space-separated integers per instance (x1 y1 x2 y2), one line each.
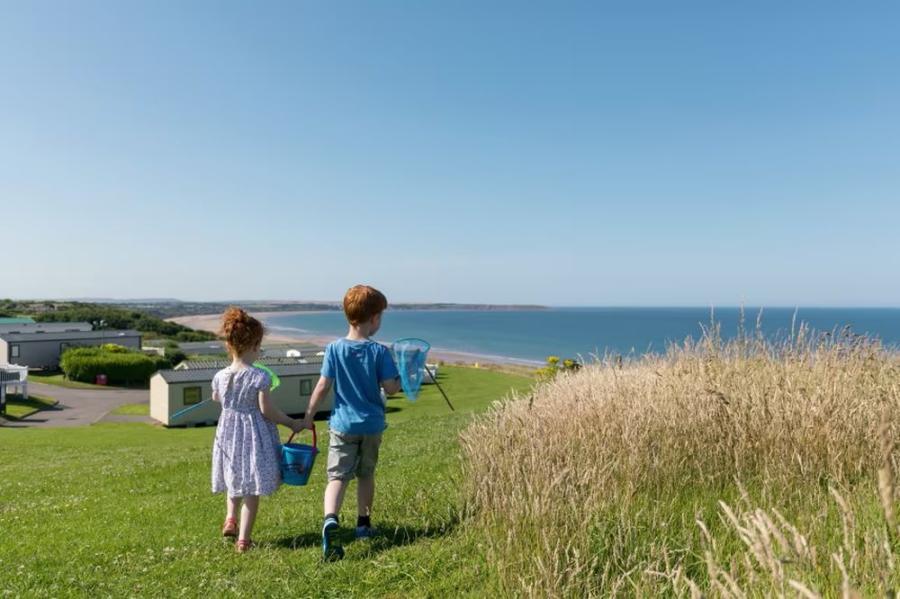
459 338 900 595
0 366 532 598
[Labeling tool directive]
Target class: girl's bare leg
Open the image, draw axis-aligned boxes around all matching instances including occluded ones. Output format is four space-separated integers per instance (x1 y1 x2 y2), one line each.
240 495 260 541
227 496 242 521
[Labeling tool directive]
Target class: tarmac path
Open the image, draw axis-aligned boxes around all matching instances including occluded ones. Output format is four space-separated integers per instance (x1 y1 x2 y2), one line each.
1 382 149 428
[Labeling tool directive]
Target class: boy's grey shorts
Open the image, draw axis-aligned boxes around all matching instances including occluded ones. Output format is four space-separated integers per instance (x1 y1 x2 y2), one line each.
327 430 382 481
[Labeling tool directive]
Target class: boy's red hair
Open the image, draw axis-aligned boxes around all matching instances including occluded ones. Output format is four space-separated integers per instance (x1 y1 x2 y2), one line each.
343 285 388 326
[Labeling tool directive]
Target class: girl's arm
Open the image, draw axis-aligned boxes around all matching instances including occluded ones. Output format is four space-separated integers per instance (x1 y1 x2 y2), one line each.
258 389 302 432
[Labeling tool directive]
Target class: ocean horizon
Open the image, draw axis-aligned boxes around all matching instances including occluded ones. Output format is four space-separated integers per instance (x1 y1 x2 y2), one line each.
264 307 900 364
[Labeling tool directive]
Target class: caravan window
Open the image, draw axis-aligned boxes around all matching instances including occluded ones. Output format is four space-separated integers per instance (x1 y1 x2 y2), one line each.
300 379 312 396
183 386 202 405
10 344 19 358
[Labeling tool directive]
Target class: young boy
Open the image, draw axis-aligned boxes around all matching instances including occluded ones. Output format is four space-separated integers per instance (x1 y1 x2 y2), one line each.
302 284 401 561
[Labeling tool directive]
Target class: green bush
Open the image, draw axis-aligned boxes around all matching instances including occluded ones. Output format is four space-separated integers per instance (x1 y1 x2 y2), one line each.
534 355 582 381
100 343 129 353
60 346 170 385
164 348 187 366
174 331 216 342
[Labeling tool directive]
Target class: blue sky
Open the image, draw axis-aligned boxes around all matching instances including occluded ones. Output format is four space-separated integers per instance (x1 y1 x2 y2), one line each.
2 1 898 306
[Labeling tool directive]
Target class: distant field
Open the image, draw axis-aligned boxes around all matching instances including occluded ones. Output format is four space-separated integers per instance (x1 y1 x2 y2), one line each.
0 366 532 597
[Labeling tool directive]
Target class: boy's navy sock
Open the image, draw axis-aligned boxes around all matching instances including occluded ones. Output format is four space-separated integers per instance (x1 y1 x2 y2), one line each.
356 515 371 528
325 513 339 524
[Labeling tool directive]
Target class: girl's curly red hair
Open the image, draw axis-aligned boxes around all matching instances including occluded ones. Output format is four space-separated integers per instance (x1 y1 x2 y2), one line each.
221 307 265 356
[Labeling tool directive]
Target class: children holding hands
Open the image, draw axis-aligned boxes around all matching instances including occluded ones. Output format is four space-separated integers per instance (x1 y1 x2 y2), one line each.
208 285 400 561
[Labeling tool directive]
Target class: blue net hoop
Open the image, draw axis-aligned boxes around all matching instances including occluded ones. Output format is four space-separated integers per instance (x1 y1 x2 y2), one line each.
392 338 431 401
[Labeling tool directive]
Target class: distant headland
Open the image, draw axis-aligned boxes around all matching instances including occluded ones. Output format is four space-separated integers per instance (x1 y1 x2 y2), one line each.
28 299 548 319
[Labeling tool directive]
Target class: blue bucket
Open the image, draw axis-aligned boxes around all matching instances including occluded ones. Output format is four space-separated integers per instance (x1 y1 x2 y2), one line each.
281 427 318 486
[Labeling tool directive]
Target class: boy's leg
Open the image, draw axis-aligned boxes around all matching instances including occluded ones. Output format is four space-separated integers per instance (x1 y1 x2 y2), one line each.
324 479 349 516
322 482 347 561
356 476 375 519
322 431 360 560
355 434 382 538
355 477 375 537
239 495 259 541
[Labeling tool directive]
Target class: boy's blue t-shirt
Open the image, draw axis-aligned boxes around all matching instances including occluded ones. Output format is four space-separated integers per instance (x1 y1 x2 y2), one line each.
321 338 400 435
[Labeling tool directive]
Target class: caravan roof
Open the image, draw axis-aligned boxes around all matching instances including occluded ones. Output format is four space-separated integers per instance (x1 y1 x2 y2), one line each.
0 329 141 343
158 361 321 384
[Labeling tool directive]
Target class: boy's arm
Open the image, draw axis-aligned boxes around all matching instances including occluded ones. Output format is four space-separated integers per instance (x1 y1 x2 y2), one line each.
381 377 401 395
302 376 333 429
379 346 402 395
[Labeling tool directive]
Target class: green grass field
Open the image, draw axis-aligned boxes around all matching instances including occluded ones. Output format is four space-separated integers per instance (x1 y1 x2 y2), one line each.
110 402 150 416
0 366 532 597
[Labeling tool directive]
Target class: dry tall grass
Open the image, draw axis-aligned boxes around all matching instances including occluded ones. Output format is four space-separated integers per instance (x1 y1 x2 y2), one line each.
460 324 900 596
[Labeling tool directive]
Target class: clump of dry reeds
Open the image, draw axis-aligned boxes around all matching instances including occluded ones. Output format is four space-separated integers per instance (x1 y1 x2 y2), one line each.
459 323 900 596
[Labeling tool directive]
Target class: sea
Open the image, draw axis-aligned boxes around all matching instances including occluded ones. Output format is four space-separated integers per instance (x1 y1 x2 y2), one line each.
265 307 900 365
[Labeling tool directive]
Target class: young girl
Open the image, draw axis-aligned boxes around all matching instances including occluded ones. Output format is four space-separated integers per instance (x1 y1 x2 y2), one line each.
211 307 303 552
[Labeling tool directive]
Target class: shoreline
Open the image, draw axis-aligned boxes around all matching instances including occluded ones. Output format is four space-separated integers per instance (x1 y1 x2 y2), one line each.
168 312 543 368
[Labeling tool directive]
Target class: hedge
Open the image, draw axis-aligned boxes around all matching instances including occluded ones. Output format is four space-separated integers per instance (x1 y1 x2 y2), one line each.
60 346 171 385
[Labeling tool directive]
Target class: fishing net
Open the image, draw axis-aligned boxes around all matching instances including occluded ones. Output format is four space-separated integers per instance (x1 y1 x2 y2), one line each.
253 362 281 391
392 338 431 401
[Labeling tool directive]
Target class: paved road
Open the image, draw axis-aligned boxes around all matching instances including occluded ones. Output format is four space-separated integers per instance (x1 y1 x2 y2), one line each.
2 382 149 428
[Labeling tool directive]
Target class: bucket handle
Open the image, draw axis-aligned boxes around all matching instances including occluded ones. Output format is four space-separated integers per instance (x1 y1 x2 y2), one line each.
286 425 317 449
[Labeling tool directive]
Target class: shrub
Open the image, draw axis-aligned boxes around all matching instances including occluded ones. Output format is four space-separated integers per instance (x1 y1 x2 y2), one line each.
534 355 581 380
100 343 129 353
174 331 216 342
164 348 187 366
61 346 170 385
460 326 900 596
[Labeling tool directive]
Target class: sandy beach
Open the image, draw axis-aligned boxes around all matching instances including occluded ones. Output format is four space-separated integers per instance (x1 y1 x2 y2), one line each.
169 312 539 370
